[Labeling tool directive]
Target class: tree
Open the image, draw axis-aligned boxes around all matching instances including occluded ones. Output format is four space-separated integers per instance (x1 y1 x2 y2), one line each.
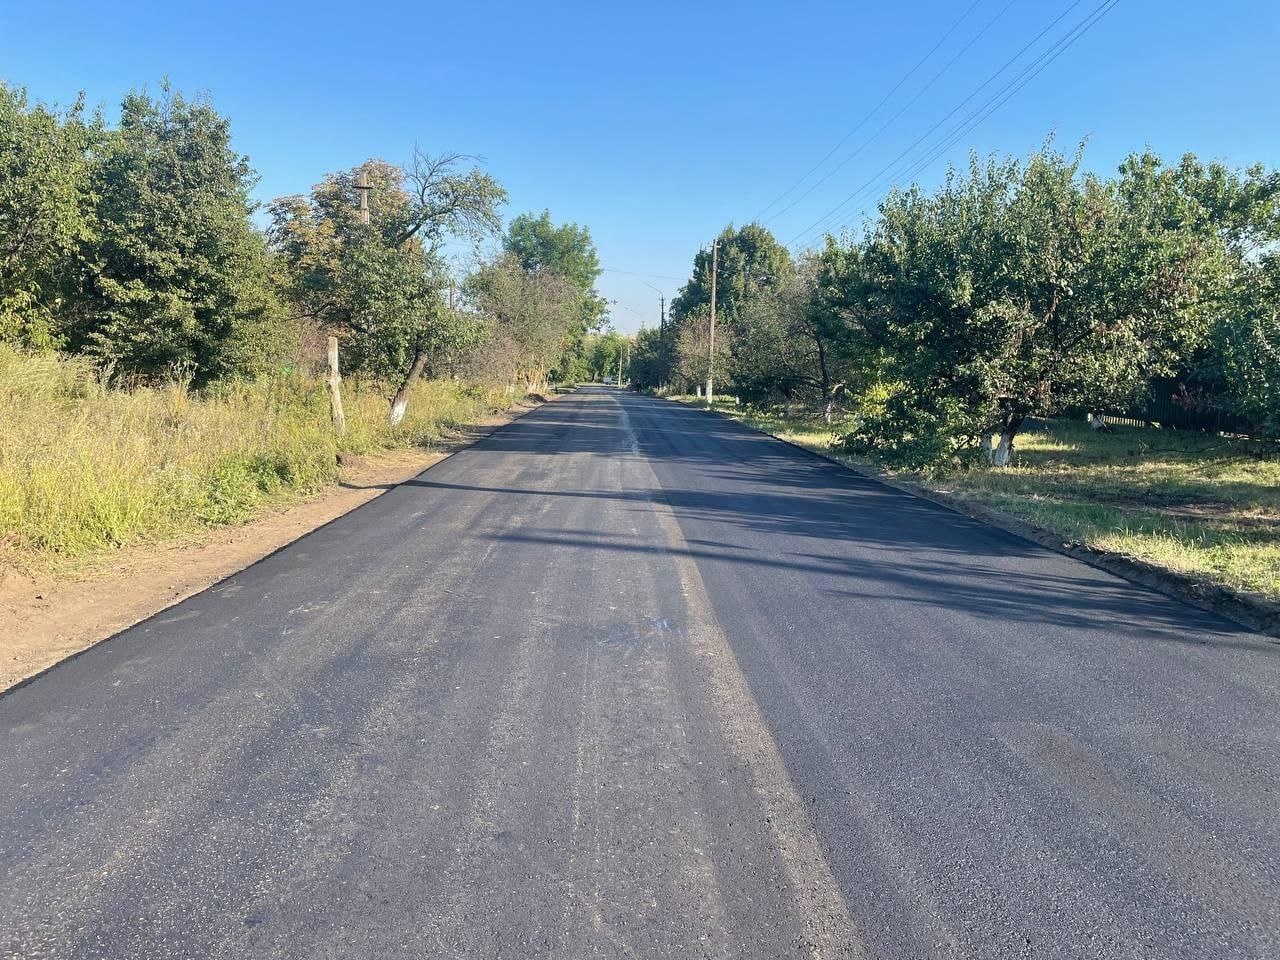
1209 253 1280 437
464 253 579 390
66 85 285 382
0 84 98 349
670 307 731 395
728 253 866 420
669 222 794 329
269 151 504 422
842 144 1227 467
628 326 667 391
503 210 608 376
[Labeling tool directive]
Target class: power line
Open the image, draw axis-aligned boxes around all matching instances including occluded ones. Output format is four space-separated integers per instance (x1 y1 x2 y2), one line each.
793 0 1121 248
786 0 1093 245
600 268 684 282
750 0 985 223
786 0 1115 248
763 0 1021 227
875 0 1122 214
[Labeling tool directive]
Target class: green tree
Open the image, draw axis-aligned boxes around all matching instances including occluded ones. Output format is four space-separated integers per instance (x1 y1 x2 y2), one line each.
669 223 794 329
842 144 1226 467
503 210 608 377
0 84 98 349
464 252 579 389
269 152 504 421
67 86 285 382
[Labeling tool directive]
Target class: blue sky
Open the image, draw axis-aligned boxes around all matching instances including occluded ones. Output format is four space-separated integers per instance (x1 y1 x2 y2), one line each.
3 0 1277 332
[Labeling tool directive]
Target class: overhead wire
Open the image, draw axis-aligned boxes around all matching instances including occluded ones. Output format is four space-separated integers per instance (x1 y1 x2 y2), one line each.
785 0 1119 248
762 0 1022 226
750 0 985 223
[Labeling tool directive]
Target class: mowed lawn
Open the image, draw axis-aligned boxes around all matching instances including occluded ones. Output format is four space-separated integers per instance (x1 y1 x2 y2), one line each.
687 399 1280 604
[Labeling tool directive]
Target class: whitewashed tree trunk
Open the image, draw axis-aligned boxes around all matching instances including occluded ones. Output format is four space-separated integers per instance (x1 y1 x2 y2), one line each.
980 434 994 463
388 347 430 426
992 430 1016 467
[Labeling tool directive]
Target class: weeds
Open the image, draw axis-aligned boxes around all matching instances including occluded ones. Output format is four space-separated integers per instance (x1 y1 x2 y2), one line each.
0 347 513 568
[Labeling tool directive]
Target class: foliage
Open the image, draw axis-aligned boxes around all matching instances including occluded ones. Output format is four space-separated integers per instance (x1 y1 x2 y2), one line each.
268 153 504 393
0 84 98 349
462 253 580 388
0 344 513 566
68 86 287 382
628 326 668 390
833 144 1243 464
1209 254 1280 436
580 329 630 381
502 210 608 376
669 222 794 328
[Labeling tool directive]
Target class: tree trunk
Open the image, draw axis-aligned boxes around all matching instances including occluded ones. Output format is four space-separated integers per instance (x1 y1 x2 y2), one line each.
388 347 430 426
326 336 346 436
815 335 833 424
989 413 1026 467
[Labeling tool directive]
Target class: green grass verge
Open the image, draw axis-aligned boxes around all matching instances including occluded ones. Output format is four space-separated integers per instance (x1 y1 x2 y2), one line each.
0 347 519 570
673 395 1280 604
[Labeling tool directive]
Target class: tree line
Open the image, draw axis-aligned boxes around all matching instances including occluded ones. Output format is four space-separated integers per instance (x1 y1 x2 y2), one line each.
632 140 1280 465
0 81 610 420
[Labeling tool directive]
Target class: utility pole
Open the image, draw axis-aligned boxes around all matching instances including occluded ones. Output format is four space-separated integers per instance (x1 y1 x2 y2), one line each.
617 340 624 386
659 294 666 389
356 170 372 225
706 240 718 406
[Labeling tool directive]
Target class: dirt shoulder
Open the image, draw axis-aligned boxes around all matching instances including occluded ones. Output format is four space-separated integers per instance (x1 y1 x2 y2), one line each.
0 398 549 693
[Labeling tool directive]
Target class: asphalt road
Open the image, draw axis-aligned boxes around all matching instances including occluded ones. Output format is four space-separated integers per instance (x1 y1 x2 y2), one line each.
2 387 1277 959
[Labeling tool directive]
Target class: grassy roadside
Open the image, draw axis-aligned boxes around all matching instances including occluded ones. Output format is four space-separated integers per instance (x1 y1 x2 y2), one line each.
0 347 521 573
673 395 1280 605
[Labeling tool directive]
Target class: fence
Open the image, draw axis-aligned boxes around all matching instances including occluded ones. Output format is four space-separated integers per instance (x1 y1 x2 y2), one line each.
1096 377 1258 435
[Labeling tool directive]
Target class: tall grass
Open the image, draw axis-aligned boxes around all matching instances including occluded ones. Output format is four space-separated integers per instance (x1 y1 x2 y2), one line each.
0 347 513 567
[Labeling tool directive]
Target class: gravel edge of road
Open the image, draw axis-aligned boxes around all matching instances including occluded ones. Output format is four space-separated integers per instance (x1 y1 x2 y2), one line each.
0 393 562 698
671 396 1280 640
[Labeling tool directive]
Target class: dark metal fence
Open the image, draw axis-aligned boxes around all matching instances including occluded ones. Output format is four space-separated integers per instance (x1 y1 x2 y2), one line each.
1097 377 1258 435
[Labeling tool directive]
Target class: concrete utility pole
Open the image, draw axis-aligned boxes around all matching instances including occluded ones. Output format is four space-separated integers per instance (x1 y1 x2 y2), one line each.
706 240 718 405
326 336 346 436
356 170 372 225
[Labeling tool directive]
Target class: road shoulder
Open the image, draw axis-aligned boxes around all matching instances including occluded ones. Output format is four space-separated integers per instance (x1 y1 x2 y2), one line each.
0 397 552 693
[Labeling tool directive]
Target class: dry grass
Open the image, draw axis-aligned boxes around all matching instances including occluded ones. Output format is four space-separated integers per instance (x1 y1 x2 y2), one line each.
680 395 1280 603
0 347 514 570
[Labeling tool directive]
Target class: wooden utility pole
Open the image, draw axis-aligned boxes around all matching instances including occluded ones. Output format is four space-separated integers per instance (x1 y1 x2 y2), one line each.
326 335 346 435
706 240 718 405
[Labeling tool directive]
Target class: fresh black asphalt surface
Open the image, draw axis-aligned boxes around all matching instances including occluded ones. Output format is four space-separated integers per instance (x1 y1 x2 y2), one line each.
2 387 1278 958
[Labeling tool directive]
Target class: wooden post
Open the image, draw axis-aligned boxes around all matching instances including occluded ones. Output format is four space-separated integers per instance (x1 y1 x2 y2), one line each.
326 336 347 436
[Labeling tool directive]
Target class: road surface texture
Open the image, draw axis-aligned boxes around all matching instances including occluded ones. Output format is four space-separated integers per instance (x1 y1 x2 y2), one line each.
3 387 1277 959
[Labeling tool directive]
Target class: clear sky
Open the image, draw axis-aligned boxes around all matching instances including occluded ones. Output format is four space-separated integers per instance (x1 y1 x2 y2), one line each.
3 0 1278 332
